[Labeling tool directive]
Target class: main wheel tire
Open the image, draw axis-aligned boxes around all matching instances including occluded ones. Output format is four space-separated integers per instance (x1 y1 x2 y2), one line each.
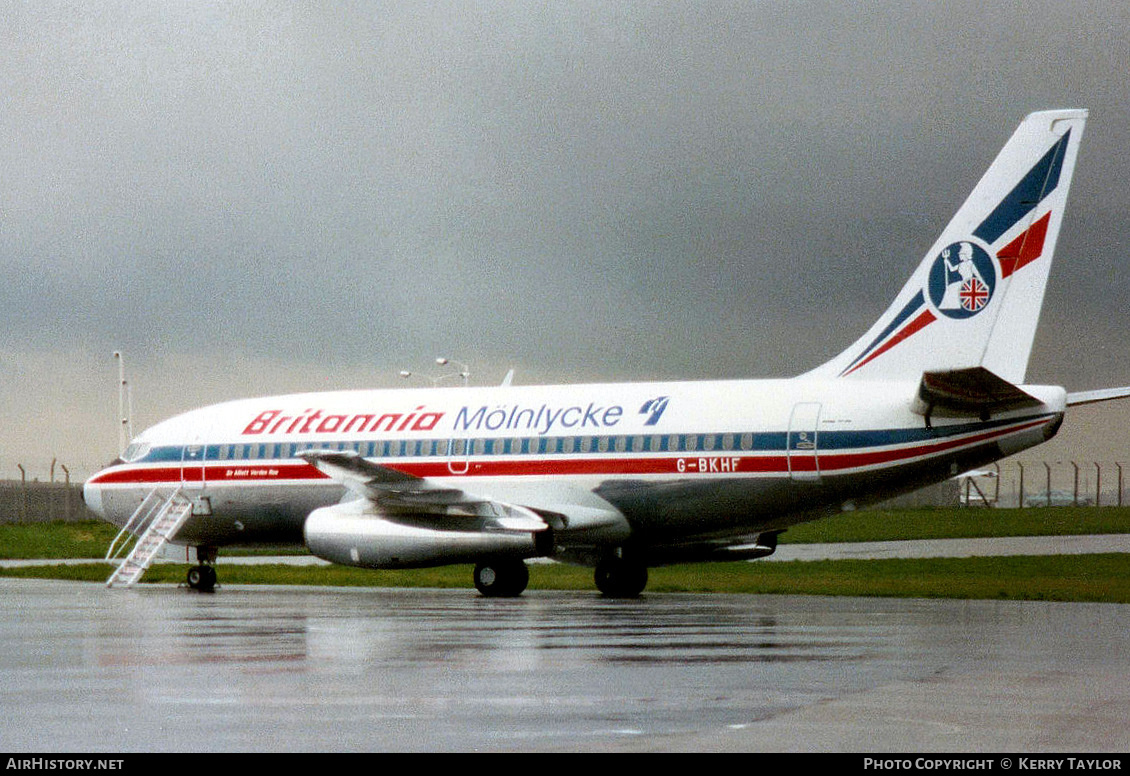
473 560 529 597
594 557 648 598
187 565 217 593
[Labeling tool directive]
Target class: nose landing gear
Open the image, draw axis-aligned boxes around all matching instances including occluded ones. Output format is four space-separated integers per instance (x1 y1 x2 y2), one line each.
186 564 217 592
186 546 218 592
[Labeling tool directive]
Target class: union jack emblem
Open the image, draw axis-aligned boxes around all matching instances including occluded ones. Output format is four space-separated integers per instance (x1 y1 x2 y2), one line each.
960 277 990 311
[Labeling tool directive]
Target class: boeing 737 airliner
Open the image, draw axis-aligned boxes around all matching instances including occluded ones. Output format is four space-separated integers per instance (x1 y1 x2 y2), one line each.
85 109 1127 596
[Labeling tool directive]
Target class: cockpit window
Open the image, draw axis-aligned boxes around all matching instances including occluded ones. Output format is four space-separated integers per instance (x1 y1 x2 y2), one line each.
121 442 150 462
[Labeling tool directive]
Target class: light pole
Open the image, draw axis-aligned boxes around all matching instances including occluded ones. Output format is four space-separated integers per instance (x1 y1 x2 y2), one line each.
1118 463 1124 508
400 358 471 387
1045 461 1053 507
113 352 133 451
399 370 444 388
1095 462 1102 507
435 357 470 387
62 464 71 520
114 352 125 452
1017 461 1025 508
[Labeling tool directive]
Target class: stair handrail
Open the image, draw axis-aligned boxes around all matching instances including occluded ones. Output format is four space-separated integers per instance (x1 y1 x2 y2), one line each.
105 488 183 562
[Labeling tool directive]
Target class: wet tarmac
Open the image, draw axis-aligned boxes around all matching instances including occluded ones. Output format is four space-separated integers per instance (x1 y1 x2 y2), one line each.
2 578 1128 752
4 533 1129 570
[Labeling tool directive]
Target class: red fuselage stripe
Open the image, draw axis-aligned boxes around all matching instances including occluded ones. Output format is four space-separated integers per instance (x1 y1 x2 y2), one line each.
87 418 1049 486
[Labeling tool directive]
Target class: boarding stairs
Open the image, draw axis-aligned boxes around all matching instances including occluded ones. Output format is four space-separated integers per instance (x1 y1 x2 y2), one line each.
105 488 193 588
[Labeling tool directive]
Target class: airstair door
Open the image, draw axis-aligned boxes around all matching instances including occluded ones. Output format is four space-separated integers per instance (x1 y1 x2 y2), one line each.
181 440 207 487
180 436 212 515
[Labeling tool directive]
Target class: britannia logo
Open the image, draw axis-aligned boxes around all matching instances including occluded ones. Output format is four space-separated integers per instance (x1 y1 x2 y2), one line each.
927 241 996 319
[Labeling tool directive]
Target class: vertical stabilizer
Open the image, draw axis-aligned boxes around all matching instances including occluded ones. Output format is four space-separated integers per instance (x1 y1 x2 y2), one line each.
807 110 1086 383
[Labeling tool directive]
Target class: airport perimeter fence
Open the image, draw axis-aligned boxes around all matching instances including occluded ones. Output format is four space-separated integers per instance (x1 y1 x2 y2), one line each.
0 478 97 523
961 460 1128 509
0 460 1126 523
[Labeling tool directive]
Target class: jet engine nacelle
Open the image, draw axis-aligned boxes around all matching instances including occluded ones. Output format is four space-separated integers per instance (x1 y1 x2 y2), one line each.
304 501 551 570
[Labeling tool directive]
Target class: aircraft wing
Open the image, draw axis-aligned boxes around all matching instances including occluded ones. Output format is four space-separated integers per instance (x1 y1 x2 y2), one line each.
298 449 546 530
296 450 630 543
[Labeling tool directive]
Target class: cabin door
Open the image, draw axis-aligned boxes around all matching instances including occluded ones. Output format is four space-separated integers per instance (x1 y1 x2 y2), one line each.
787 402 822 482
181 440 207 488
180 434 213 514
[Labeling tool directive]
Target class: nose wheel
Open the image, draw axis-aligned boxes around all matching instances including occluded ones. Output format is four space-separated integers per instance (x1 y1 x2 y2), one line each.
186 564 217 592
186 546 218 592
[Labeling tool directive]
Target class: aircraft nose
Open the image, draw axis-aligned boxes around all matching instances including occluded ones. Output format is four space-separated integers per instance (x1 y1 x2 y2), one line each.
82 479 104 518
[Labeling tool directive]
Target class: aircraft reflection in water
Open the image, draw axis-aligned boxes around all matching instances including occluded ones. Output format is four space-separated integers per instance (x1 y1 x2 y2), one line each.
85 109 1129 597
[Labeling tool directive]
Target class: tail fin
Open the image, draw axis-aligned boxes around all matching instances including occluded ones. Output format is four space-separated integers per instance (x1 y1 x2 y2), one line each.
807 109 1087 383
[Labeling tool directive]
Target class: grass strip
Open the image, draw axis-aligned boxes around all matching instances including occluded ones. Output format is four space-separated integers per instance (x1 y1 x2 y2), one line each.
3 554 1128 603
0 521 304 559
780 506 1130 543
3 508 1130 560
0 521 121 559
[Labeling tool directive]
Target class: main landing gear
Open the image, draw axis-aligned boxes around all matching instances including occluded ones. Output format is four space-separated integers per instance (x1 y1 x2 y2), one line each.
186 546 218 593
471 554 650 598
473 559 530 597
594 554 648 598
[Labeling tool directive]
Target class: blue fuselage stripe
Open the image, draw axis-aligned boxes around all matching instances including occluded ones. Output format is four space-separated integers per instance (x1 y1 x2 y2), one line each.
130 415 1051 465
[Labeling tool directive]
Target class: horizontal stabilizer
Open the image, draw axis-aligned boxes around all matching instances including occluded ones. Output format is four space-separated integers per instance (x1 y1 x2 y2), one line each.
1066 386 1130 406
912 367 1044 419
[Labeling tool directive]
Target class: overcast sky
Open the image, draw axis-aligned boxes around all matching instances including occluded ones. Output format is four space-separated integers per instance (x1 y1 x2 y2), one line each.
3 1 1129 478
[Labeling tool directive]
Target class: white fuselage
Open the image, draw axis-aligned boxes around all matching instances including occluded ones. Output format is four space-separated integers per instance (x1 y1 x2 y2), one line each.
83 377 1065 554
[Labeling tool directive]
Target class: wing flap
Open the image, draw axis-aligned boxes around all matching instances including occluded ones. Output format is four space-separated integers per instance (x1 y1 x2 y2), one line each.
297 449 546 530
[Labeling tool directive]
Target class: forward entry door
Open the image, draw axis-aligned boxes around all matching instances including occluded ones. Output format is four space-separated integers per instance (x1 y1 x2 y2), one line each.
180 434 213 514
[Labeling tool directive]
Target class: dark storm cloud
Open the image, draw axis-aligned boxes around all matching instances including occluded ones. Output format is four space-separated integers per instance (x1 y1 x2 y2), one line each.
1 1 1128 472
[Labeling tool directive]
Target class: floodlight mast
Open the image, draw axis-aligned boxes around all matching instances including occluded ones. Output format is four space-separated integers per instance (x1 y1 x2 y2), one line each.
400 357 471 387
112 352 130 453
435 357 470 387
398 370 443 388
